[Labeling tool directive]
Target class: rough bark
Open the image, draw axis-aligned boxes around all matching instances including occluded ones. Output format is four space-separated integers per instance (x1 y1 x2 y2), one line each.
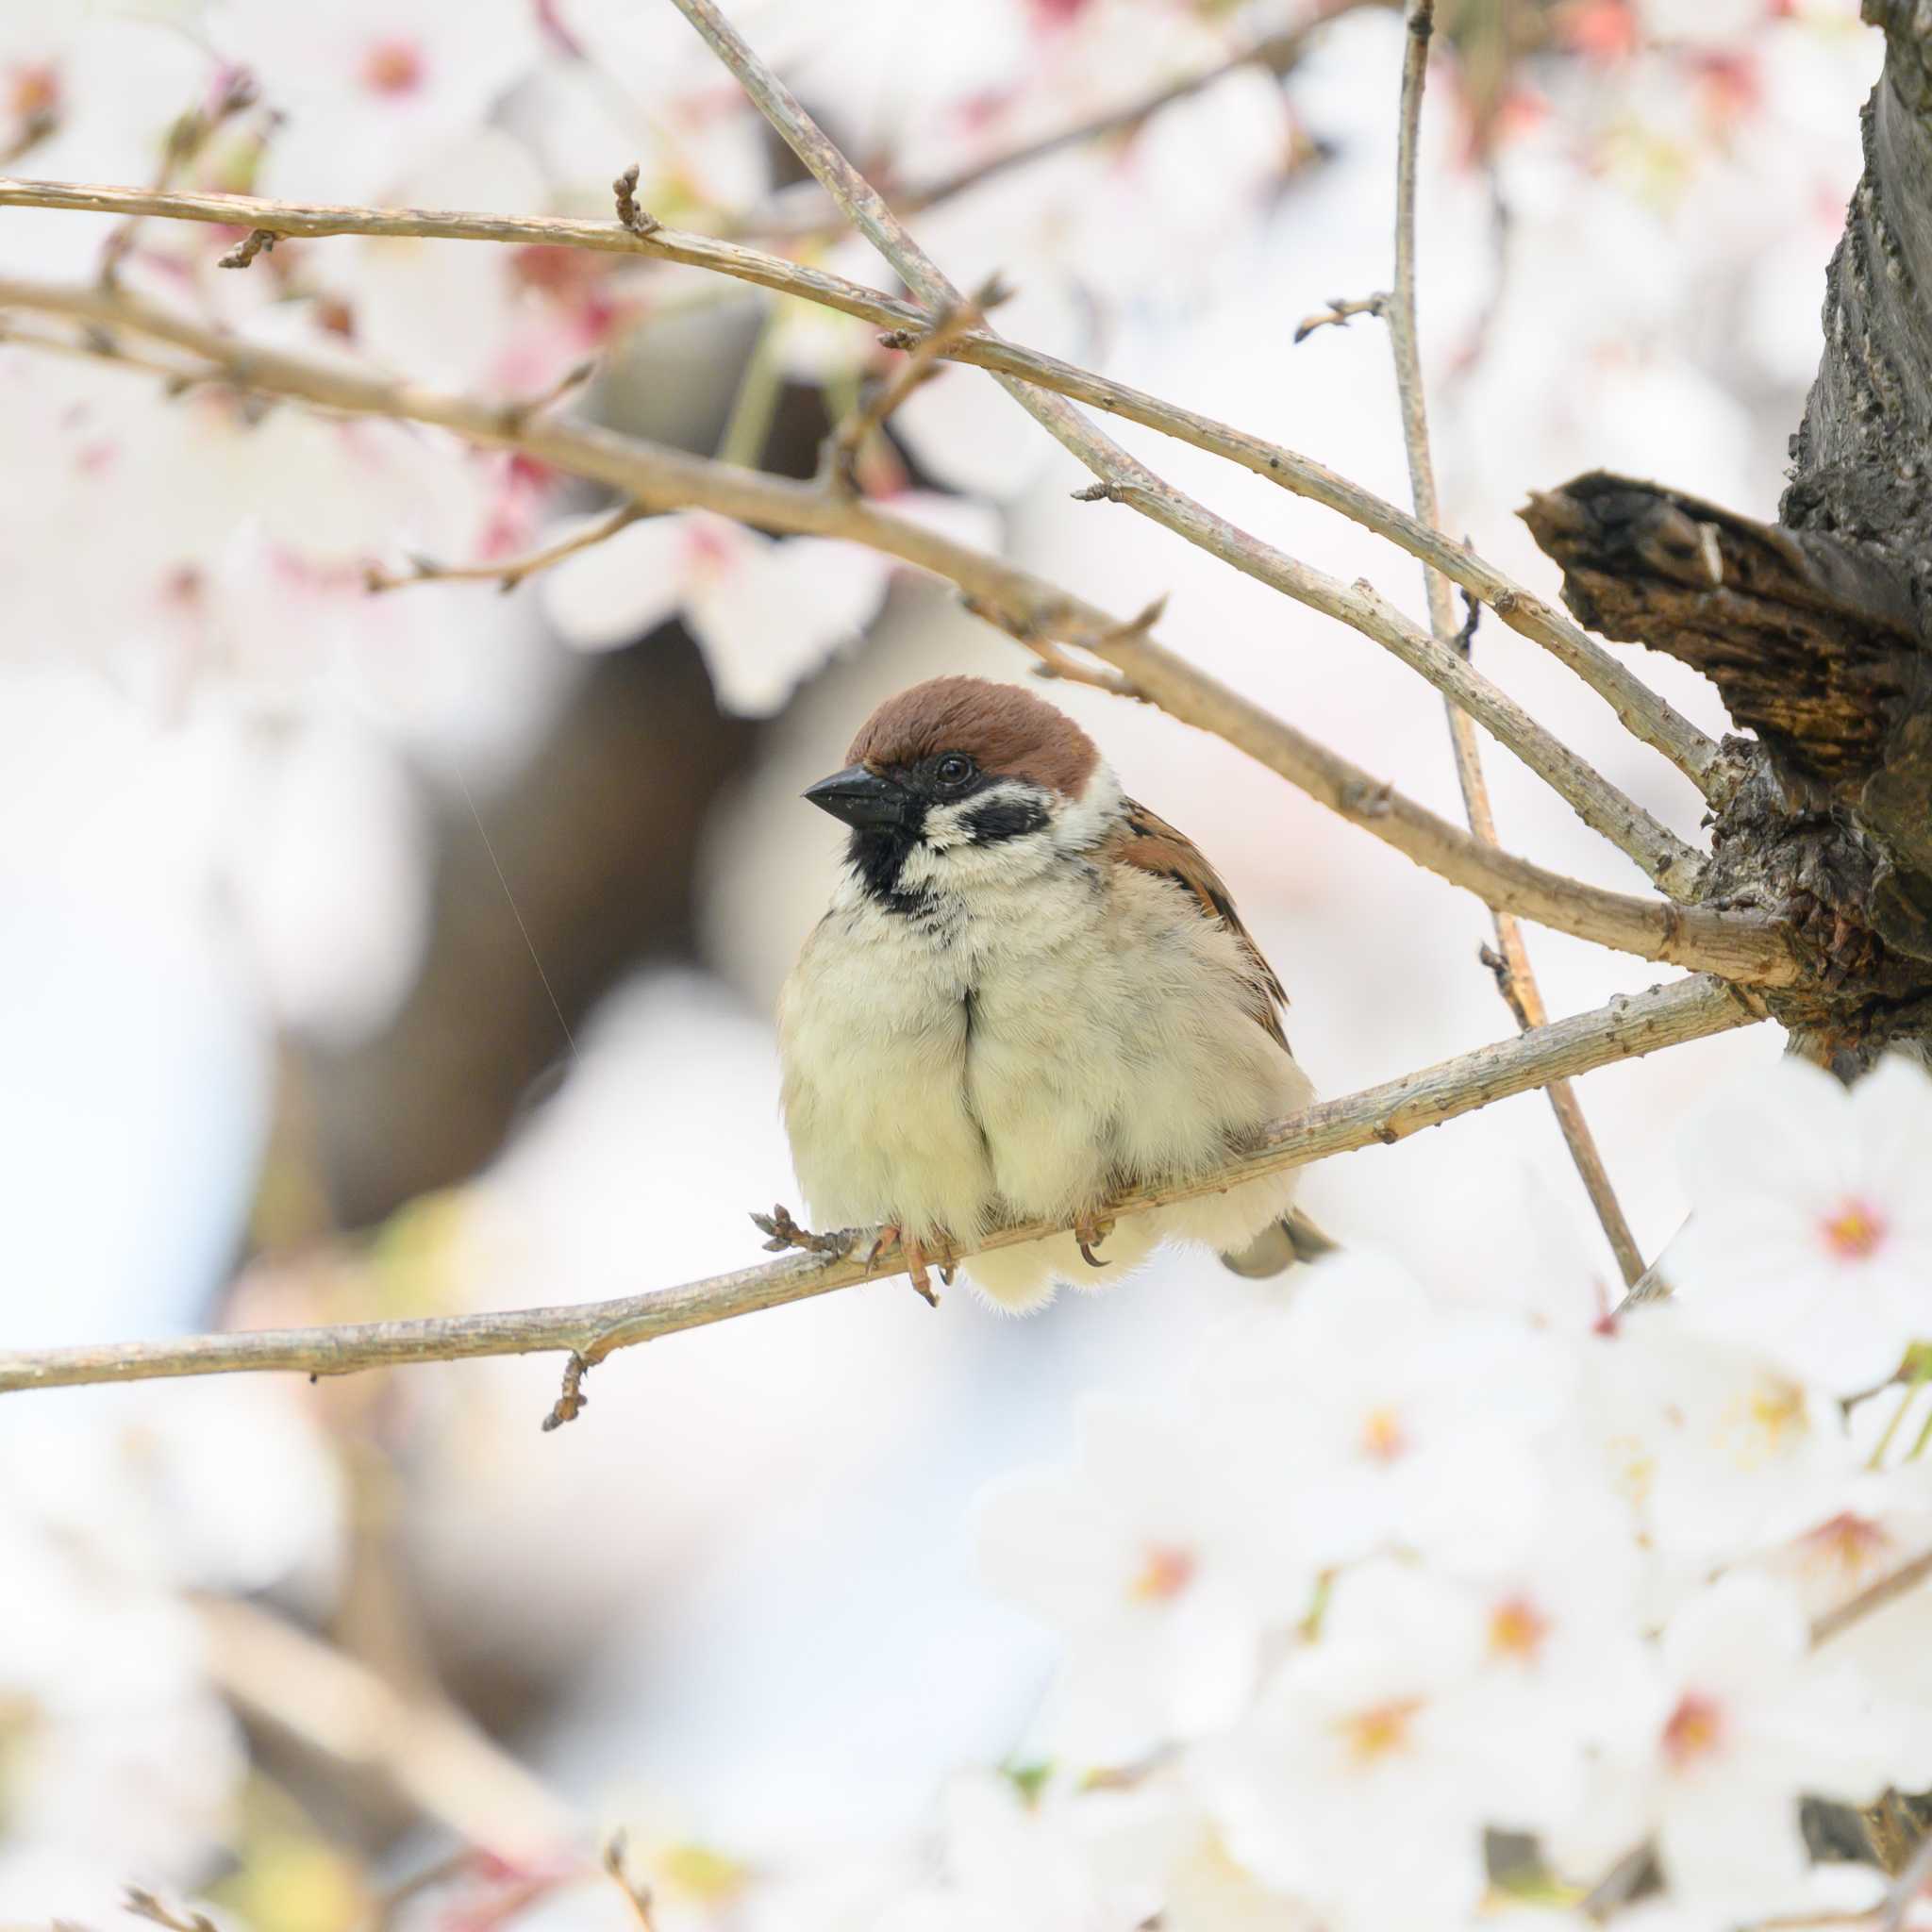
1523 3 1932 1063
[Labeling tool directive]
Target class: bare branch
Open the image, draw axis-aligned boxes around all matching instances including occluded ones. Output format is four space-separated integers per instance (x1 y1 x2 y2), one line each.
1386 0 1645 1290
366 502 641 596
192 1594 576 1856
0 975 1766 1401
0 175 1724 795
0 273 1799 982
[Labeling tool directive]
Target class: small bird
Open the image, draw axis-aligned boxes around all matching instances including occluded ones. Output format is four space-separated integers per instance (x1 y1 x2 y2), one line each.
776 675 1318 1312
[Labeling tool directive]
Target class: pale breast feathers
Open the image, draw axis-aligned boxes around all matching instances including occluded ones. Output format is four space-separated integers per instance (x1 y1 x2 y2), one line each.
1103 799 1292 1054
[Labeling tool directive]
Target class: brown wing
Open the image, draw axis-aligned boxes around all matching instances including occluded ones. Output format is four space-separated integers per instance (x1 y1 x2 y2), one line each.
1106 798 1292 1053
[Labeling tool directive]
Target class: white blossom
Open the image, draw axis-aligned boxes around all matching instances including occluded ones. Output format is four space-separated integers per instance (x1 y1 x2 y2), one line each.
1667 1056 1932 1394
542 509 907 716
974 1395 1311 1763
1547 1572 1926 1912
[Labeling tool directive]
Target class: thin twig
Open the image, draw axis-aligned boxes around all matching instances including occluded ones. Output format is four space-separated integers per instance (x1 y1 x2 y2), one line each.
825 275 1007 491
0 275 1798 983
366 502 641 596
0 175 1725 796
602 1836 659 1932
0 976 1765 1401
1386 0 1646 1290
1293 291 1388 343
1810 1546 1932 1649
732 0 1393 239
124 1892 215 1932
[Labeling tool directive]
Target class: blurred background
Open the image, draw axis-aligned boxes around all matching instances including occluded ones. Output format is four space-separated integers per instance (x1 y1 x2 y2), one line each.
0 0 1880 1922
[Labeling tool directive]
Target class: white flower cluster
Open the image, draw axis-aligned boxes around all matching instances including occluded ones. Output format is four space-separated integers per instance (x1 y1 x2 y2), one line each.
876 1056 1932 1932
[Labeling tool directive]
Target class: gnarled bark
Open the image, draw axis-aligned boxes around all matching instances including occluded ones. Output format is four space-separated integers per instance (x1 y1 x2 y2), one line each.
1524 3 1932 1051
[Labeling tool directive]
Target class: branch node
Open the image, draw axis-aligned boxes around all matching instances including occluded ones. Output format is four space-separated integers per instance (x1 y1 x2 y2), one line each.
751 1203 858 1257
612 163 661 237
217 226 275 271
1292 291 1389 344
1341 778 1395 818
541 1352 591 1432
1070 480 1138 505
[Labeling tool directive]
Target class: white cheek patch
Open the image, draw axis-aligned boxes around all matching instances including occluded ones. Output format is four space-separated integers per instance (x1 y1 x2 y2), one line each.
1051 762 1124 855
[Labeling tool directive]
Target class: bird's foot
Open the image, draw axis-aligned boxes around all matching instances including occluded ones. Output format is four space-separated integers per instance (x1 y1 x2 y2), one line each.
751 1204 858 1258
1074 1211 1117 1269
865 1224 948 1307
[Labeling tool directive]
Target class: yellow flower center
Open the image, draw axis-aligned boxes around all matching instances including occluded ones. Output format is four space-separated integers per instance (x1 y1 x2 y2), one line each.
1341 1698 1421 1765
1822 1198 1887 1262
1488 1595 1550 1664
1360 1406 1408 1463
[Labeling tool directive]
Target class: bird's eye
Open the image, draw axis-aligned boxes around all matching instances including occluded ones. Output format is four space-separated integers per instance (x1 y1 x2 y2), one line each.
934 753 975 790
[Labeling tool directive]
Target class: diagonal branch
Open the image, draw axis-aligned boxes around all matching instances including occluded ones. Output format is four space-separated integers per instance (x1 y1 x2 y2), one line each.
0 975 1766 1400
662 0 1707 896
1386 0 1645 1289
0 175 1723 798
0 273 1799 983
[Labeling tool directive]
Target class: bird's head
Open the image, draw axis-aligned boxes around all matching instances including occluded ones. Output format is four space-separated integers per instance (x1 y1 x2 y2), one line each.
806 676 1121 905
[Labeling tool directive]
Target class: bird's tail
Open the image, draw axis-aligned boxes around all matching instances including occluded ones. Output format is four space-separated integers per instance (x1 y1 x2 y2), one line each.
1220 1207 1341 1280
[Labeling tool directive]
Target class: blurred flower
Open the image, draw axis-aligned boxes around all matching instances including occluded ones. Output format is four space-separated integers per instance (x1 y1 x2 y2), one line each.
1547 1571 1925 1911
1667 1057 1932 1394
1583 1309 1848 1598
974 1395 1310 1763
1191 1253 1573 1574
1200 1559 1496 1931
893 1769 1175 1932
209 0 541 201
541 500 994 716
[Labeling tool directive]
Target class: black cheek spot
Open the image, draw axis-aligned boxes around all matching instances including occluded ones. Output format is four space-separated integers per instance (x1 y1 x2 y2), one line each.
963 798 1050 844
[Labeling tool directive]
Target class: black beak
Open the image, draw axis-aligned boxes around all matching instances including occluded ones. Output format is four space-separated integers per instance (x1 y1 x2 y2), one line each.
803 764 912 830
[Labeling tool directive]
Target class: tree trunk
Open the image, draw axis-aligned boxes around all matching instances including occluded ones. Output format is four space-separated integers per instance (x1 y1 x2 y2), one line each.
1522 1 1932 1073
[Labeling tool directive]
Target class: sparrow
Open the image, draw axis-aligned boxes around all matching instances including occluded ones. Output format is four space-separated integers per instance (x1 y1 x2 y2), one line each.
776 675 1319 1312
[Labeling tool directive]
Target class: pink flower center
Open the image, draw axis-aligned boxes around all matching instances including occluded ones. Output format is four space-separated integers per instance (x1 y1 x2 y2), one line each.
1340 1698 1421 1765
1488 1595 1550 1664
361 38 426 97
1801 1510 1890 1580
1822 1198 1887 1262
1662 1691 1726 1769
1128 1544 1195 1603
1359 1406 1408 1463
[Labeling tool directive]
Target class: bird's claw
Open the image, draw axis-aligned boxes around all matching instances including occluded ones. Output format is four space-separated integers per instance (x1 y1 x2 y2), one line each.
1074 1213 1116 1269
865 1224 946 1307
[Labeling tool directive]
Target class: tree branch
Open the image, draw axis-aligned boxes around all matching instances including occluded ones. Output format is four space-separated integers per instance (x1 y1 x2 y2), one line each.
0 174 1724 798
0 272 1799 983
0 975 1765 1401
365 501 641 595
663 0 1707 897
1387 0 1645 1289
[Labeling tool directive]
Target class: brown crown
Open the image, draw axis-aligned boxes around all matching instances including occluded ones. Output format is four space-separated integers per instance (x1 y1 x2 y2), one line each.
845 676 1100 797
